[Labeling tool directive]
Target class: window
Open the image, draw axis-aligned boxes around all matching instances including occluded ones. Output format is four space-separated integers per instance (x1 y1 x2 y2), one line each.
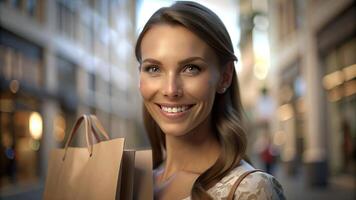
57 56 77 97
0 29 43 87
56 1 78 40
25 0 37 17
3 0 44 22
9 0 21 9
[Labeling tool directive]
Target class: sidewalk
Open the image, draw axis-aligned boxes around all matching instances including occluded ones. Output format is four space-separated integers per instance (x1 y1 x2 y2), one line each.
1 165 355 200
274 166 356 200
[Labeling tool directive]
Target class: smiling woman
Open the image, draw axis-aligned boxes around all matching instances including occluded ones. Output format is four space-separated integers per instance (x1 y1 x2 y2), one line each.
135 1 285 200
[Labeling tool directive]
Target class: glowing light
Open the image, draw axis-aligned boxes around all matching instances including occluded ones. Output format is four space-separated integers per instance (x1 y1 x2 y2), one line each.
322 70 344 90
10 80 20 93
252 26 270 80
29 112 43 140
29 139 40 151
327 88 343 102
253 15 269 30
54 115 66 142
5 148 15 159
342 64 356 81
343 80 356 97
277 104 294 121
254 60 269 80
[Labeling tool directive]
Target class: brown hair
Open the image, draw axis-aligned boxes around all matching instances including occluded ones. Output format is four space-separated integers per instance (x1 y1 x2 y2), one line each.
135 1 247 199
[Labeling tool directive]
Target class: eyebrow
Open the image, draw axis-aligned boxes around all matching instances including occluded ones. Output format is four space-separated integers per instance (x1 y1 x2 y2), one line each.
142 56 207 65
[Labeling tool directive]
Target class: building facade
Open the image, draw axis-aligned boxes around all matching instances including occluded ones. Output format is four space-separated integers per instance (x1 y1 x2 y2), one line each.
239 0 355 186
270 0 355 185
0 0 146 196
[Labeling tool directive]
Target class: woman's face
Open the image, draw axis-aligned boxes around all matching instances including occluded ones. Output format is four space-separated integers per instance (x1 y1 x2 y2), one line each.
139 24 223 137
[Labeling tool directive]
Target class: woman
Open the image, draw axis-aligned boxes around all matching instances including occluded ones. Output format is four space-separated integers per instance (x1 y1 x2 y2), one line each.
135 1 285 199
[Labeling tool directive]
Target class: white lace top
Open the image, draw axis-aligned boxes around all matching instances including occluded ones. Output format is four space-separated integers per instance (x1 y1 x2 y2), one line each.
182 160 285 200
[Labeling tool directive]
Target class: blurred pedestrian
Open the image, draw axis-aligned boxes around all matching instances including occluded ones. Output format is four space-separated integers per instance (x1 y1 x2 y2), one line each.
260 136 277 175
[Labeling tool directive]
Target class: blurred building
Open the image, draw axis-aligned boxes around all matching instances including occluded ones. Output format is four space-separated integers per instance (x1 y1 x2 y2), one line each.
239 0 355 187
0 0 146 196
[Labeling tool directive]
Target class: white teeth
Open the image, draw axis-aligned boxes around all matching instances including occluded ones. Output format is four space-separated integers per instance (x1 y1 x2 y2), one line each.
161 105 190 113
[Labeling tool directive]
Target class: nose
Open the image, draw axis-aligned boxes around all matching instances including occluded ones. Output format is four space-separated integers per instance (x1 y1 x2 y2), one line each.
162 73 183 98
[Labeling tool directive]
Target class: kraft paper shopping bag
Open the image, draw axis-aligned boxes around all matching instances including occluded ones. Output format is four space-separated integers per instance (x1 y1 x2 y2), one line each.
43 115 124 200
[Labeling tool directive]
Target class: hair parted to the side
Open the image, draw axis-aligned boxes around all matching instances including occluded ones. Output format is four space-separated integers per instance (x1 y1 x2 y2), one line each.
135 1 247 199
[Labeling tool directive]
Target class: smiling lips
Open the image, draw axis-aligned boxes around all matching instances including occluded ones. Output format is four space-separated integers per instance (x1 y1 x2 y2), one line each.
156 103 195 119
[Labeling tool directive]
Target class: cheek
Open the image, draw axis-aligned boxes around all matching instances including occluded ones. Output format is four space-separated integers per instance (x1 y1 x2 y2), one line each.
139 76 158 100
184 74 218 100
139 78 150 100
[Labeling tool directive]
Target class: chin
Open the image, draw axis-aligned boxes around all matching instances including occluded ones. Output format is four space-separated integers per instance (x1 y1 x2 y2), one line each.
158 124 191 137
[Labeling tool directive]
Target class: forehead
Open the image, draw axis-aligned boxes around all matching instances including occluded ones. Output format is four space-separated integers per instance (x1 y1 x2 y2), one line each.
140 24 217 63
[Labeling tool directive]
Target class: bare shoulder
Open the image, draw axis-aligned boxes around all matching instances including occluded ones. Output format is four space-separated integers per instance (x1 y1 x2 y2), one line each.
234 171 286 200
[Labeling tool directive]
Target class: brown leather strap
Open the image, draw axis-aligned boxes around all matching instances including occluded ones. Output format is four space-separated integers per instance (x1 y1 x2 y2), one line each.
227 169 263 200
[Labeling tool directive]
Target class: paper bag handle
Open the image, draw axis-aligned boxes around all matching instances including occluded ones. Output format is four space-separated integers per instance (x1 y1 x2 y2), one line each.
88 114 110 142
62 115 94 161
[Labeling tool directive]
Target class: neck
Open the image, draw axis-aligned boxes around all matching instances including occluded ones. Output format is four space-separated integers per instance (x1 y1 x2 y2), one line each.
162 118 221 179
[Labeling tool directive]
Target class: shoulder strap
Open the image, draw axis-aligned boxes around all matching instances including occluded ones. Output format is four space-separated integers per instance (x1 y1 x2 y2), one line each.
227 169 263 200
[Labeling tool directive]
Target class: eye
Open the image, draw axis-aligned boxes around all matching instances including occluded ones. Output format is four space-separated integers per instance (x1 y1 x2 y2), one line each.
142 65 161 74
182 64 201 75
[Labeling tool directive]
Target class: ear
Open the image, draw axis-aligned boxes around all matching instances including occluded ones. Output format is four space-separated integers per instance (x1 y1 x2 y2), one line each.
217 61 234 94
